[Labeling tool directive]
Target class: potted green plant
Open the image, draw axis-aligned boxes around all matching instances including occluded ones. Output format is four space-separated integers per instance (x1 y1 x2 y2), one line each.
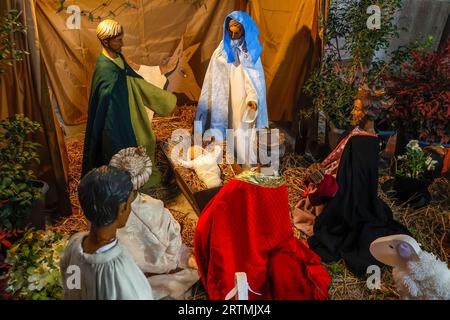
5 228 68 300
0 114 47 230
303 0 402 149
391 140 438 208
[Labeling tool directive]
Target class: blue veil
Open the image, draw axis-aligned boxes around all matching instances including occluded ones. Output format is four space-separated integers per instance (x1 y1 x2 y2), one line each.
223 11 262 65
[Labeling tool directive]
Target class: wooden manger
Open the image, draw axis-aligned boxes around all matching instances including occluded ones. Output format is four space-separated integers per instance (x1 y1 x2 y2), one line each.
161 140 235 215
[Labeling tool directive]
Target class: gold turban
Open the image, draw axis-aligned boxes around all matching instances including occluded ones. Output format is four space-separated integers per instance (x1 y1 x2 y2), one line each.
109 146 152 190
96 19 123 41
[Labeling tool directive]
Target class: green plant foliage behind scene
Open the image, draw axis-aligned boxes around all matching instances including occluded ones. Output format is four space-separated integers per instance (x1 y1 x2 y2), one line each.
303 0 403 129
0 9 28 77
0 115 42 229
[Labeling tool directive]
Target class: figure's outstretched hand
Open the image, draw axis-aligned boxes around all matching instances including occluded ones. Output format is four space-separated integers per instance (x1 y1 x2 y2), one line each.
247 101 258 110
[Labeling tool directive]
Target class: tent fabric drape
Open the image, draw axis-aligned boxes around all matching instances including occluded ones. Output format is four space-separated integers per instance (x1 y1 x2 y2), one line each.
0 1 37 119
248 0 326 123
34 0 237 126
0 0 48 169
0 0 72 216
33 0 326 127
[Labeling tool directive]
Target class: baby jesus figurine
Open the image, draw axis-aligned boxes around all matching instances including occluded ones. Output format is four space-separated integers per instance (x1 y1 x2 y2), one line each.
178 145 223 189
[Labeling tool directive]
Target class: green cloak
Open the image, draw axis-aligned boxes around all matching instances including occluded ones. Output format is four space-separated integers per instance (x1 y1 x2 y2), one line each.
82 53 176 187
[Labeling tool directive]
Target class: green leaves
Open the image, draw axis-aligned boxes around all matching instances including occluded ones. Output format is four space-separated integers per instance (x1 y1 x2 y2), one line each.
396 140 438 179
304 60 357 128
303 0 403 128
0 114 42 229
5 229 69 300
0 9 28 77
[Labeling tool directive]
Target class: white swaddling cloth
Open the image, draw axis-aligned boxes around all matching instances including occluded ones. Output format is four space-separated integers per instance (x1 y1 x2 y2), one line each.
178 145 223 188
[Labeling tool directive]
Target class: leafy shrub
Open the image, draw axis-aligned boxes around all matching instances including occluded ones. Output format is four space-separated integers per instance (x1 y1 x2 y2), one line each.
5 229 68 300
0 115 43 229
382 41 450 144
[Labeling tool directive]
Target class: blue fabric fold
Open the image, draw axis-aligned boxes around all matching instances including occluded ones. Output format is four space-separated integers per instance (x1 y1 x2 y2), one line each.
223 11 262 66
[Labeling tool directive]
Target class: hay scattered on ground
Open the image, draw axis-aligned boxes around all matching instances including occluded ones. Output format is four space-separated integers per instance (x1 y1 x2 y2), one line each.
279 152 449 300
169 209 196 248
53 137 88 236
59 107 449 300
152 105 196 142
280 153 315 211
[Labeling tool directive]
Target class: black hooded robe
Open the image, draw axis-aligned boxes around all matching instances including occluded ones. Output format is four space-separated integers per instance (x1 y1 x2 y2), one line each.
308 135 411 276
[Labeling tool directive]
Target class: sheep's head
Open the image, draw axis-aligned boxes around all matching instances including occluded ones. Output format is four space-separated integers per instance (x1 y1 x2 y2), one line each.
370 234 422 268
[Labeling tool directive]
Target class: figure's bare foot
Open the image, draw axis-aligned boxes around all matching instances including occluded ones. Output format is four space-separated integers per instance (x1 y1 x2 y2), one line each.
188 255 198 270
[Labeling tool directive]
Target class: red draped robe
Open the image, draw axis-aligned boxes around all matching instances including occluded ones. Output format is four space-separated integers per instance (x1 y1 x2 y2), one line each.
195 177 330 300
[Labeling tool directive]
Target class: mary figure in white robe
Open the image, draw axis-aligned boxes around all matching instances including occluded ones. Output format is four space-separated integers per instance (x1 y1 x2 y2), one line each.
195 11 268 167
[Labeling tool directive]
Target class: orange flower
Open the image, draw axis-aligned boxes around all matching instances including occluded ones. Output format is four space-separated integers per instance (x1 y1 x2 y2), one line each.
354 99 363 109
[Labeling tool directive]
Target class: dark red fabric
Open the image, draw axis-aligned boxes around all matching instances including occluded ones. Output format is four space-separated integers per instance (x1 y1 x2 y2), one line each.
308 174 339 206
194 179 330 300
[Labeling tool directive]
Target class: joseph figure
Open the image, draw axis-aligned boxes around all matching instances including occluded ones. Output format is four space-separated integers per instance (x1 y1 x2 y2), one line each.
82 19 176 188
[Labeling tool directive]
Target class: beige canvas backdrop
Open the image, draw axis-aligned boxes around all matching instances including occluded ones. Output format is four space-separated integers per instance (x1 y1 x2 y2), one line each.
0 0 72 216
32 0 325 127
249 0 327 123
34 0 237 126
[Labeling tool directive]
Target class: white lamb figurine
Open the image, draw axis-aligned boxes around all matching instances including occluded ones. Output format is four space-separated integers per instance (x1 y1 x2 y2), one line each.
370 234 450 300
